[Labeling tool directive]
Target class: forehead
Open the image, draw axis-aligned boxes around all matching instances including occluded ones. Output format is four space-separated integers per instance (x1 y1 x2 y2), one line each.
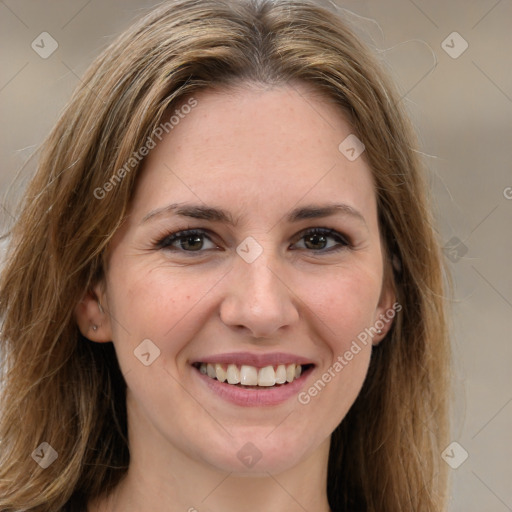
131 83 377 226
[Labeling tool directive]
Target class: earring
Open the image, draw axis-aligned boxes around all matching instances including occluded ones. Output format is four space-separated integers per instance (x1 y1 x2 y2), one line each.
92 324 98 331
376 329 382 334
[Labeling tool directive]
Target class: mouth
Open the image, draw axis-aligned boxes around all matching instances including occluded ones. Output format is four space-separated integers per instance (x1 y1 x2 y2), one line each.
192 362 315 389
190 352 316 406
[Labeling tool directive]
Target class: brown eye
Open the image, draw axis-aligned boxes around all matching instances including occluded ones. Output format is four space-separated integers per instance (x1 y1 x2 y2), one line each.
293 228 351 252
155 229 217 253
154 227 351 256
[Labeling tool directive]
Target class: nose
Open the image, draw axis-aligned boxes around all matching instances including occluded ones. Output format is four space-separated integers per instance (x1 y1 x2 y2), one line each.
219 249 300 339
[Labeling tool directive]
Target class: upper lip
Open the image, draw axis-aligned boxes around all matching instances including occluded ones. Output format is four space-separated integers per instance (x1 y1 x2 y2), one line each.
191 352 315 368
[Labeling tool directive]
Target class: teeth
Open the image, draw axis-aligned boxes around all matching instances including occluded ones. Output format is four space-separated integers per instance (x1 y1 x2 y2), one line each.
215 363 227 383
275 364 287 384
226 364 240 384
286 364 295 383
197 362 305 387
258 366 275 386
206 363 216 379
240 365 258 385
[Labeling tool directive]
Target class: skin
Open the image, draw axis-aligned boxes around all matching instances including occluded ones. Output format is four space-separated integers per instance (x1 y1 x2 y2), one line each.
76 82 395 512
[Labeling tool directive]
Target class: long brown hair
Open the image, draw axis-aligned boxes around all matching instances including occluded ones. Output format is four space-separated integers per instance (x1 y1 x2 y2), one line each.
0 0 451 510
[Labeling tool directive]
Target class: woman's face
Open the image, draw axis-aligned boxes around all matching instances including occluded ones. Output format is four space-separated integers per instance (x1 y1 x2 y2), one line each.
89 83 395 474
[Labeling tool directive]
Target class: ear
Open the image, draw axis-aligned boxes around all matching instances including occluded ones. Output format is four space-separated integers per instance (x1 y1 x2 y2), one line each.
372 262 398 346
74 281 113 343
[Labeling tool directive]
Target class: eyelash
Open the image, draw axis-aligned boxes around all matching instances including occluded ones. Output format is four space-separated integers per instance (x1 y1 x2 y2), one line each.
153 227 352 256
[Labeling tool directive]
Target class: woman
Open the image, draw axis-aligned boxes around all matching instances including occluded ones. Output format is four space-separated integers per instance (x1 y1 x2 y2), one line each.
0 0 451 510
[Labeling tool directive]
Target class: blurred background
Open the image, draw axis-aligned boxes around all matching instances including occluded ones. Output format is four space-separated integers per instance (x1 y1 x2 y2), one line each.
0 1 511 510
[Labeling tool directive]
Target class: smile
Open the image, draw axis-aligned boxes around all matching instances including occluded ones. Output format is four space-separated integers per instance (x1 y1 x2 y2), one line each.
193 362 312 388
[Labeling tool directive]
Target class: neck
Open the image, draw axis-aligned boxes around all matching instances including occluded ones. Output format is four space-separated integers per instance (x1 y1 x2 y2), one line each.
89 399 332 512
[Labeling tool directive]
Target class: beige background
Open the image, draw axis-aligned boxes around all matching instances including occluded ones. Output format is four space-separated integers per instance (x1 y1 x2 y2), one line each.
1 1 511 510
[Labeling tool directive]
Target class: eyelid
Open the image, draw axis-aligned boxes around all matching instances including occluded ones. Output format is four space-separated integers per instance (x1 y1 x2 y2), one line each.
294 226 351 247
153 228 216 251
153 226 353 255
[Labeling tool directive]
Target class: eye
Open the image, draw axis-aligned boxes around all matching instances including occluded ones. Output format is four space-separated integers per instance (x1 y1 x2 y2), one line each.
292 227 351 252
154 229 217 253
153 227 351 255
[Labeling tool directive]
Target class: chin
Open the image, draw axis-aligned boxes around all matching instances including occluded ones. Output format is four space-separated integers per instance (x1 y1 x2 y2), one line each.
195 429 314 475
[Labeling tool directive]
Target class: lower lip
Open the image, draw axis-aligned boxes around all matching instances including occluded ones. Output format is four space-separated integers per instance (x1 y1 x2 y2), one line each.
192 365 314 407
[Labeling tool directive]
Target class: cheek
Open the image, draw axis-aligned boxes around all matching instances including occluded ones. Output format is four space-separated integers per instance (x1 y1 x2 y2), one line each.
302 263 382 348
296 270 378 427
106 264 217 359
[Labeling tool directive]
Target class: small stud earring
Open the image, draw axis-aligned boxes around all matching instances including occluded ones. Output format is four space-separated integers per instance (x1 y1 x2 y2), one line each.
92 324 98 331
376 329 382 334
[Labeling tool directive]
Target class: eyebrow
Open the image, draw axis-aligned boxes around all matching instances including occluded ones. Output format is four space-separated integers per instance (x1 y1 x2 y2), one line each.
140 202 367 227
